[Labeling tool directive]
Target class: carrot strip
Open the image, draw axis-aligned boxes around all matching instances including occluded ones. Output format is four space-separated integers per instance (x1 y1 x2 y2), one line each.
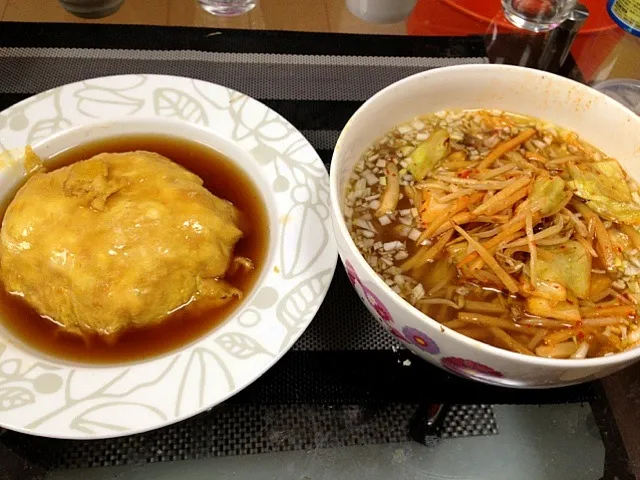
524 151 549 163
458 217 528 267
484 186 530 217
453 225 519 293
490 327 534 355
457 327 494 341
527 329 548 350
457 312 537 333
536 341 578 358
422 196 470 239
582 317 629 327
476 164 516 180
472 176 531 216
579 305 636 319
375 162 400 217
442 319 466 329
419 190 432 226
477 128 537 169
542 328 584 345
463 301 507 314
573 201 616 270
400 230 453 272
424 212 473 240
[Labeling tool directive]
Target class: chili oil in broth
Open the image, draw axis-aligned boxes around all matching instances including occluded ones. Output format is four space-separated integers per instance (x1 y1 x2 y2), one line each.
0 135 269 364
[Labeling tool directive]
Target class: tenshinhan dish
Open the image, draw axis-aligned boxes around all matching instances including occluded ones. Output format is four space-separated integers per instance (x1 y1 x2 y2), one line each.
0 135 268 363
345 109 640 359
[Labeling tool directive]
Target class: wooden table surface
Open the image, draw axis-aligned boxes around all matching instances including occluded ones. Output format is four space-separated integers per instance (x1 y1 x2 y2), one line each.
0 0 407 35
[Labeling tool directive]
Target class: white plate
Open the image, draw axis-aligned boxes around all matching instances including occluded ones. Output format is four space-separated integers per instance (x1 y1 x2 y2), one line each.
0 74 336 439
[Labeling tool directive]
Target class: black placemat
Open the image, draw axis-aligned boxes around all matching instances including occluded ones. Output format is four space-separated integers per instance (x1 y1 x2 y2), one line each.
0 22 609 472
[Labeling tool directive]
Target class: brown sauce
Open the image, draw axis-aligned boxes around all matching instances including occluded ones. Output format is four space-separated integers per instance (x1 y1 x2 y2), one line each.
0 135 269 364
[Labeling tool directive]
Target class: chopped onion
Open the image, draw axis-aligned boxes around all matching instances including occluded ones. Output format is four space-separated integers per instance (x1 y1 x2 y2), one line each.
399 209 411 216
353 218 372 230
363 170 379 185
410 283 426 303
386 266 401 275
570 342 590 359
376 159 386 168
394 225 411 237
354 178 366 198
397 124 412 134
398 216 412 226
384 241 404 251
378 215 391 226
369 200 381 210
395 251 409 260
381 257 394 266
344 206 353 218
412 120 426 130
532 139 547 150
408 228 422 241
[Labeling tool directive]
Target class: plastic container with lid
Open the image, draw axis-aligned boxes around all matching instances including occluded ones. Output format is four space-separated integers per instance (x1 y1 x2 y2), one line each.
608 0 640 35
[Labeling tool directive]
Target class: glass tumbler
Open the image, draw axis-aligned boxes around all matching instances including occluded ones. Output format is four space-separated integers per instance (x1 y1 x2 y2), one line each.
58 0 124 18
501 0 577 31
197 0 257 16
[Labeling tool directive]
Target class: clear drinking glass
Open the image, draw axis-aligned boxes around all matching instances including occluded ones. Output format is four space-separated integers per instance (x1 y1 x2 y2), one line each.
501 0 577 32
197 0 257 16
58 0 124 18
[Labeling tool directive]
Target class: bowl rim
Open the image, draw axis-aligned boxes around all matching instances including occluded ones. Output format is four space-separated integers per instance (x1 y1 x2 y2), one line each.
330 63 640 368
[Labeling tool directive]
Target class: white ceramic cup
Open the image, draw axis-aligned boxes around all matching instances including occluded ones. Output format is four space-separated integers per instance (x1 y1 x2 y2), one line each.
346 0 417 24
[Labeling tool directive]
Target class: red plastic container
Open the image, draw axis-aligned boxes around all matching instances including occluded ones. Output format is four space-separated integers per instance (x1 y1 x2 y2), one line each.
407 0 621 81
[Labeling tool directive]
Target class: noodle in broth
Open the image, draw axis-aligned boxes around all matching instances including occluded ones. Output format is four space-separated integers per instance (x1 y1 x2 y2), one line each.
344 109 640 359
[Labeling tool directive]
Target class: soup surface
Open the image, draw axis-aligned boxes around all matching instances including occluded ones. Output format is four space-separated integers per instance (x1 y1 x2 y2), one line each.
345 109 640 359
0 135 269 363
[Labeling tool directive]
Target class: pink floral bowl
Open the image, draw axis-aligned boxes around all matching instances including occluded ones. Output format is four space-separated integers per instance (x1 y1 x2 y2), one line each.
329 65 640 388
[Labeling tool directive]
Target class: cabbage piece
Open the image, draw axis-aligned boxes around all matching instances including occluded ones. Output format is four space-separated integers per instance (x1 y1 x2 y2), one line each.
407 129 450 181
568 161 640 224
586 198 640 225
530 176 566 216
568 161 631 203
534 240 591 299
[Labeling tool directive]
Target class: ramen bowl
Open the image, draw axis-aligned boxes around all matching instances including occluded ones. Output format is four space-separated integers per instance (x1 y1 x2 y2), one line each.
330 64 640 388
